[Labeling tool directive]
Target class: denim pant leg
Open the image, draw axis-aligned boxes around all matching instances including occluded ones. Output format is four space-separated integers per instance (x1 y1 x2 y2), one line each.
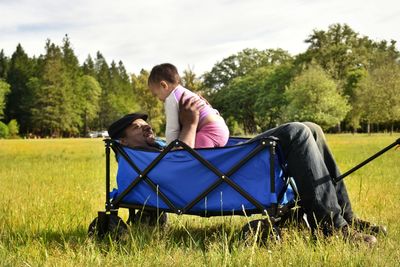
252 122 348 229
302 122 354 222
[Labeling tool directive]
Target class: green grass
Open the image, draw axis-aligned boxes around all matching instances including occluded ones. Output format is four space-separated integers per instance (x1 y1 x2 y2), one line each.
0 134 399 266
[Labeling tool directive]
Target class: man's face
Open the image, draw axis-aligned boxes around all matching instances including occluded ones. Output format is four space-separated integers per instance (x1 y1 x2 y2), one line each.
120 119 156 148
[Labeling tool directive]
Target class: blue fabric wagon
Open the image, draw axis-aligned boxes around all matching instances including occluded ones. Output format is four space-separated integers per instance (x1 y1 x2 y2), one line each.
88 136 298 240
88 135 400 240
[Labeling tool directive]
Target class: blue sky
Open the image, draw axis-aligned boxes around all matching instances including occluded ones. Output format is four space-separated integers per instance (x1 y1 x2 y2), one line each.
1 0 399 75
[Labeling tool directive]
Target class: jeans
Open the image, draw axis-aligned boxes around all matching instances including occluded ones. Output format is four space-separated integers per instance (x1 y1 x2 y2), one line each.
252 122 353 230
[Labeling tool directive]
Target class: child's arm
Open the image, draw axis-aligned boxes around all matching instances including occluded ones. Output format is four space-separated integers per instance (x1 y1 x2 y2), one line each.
165 93 180 144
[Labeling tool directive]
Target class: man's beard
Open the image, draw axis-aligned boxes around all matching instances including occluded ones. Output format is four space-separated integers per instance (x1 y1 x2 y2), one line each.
143 129 155 145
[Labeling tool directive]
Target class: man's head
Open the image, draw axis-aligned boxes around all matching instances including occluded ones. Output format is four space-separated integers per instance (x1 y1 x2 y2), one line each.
148 63 181 101
108 113 156 148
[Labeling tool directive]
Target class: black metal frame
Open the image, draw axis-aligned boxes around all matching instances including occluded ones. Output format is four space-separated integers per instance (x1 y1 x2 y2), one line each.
333 138 400 183
104 137 290 218
103 136 399 219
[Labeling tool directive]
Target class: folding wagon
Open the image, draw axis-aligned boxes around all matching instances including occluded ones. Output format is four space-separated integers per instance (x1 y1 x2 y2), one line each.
88 136 399 241
88 136 299 240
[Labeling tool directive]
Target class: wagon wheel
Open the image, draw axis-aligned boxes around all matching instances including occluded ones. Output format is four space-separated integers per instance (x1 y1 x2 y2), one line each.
241 218 282 245
88 211 128 240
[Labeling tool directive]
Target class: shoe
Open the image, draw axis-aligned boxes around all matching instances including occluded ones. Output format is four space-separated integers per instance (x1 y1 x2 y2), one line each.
127 209 168 227
350 218 387 236
241 219 282 245
341 225 377 247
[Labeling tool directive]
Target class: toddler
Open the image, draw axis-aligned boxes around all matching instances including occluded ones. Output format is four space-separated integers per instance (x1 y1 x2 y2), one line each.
148 63 229 148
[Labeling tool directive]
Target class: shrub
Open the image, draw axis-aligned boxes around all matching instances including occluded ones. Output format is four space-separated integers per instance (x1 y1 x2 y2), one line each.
0 121 9 138
7 119 19 138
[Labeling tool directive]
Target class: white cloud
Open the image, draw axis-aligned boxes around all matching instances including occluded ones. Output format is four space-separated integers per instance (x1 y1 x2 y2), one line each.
1 0 399 75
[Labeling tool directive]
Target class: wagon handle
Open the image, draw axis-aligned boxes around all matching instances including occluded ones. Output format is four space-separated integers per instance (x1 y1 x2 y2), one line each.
333 138 400 183
104 139 112 212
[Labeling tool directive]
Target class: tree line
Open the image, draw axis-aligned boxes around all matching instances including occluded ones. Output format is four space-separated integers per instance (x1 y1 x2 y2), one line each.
0 24 399 138
201 24 400 134
0 35 138 137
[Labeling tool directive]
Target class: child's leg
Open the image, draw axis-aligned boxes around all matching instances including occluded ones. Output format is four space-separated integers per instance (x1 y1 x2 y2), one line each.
195 121 229 148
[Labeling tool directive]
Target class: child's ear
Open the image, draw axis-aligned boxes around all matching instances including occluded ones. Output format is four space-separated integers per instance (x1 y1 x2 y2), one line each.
160 81 168 89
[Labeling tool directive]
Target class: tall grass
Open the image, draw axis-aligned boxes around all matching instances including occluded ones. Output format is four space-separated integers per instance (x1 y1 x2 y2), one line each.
0 134 399 266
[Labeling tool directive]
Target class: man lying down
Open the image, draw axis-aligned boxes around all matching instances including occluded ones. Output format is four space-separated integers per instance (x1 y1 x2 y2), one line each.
107 96 386 246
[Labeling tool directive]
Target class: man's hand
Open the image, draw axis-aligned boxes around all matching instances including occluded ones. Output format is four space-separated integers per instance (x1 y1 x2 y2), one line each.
178 92 203 148
179 92 203 128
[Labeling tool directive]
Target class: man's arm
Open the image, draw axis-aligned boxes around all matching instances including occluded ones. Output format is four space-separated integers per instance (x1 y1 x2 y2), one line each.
178 92 203 148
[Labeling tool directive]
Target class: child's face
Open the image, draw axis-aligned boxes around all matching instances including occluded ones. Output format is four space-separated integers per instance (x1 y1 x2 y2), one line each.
148 81 171 101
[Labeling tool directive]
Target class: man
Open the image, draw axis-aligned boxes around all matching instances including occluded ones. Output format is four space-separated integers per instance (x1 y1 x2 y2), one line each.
108 96 386 245
107 94 201 226
250 122 386 244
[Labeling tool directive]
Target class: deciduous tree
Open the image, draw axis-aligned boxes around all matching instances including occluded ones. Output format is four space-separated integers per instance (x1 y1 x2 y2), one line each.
182 66 202 92
202 48 292 94
355 62 400 133
284 64 350 130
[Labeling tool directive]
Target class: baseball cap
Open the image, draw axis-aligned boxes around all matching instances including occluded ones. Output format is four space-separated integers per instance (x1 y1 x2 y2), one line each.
107 113 148 139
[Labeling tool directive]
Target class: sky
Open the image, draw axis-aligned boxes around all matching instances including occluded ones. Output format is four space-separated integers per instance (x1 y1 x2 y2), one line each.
1 0 400 76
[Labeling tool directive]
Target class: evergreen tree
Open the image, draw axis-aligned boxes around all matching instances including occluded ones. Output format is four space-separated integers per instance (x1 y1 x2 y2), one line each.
132 69 164 135
61 35 84 134
82 55 96 77
95 52 111 87
94 52 112 129
108 61 129 119
78 75 101 135
0 49 9 79
0 80 10 119
61 35 81 78
5 44 35 133
118 60 130 82
94 55 138 129
31 41 75 136
112 60 138 116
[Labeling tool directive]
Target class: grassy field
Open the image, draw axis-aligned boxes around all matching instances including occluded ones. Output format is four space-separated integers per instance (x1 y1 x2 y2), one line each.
0 134 399 266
